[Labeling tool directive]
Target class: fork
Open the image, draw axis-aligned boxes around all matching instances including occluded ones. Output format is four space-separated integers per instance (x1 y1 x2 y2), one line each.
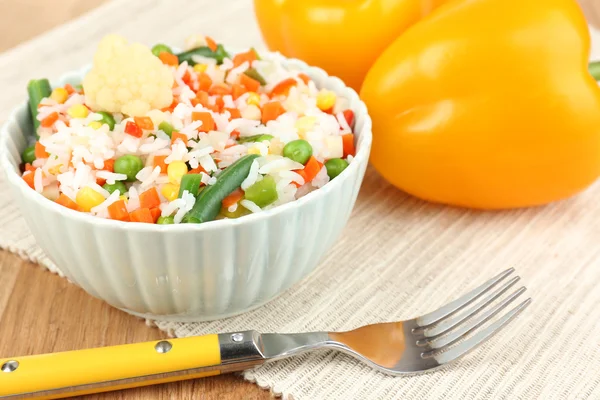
0 269 530 399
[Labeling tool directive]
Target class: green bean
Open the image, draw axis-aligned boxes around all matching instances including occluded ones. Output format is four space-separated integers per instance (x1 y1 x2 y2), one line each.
183 154 259 223
27 79 52 133
151 44 173 57
244 175 278 208
96 111 116 131
21 145 36 164
325 158 349 180
158 121 174 138
283 139 313 165
178 174 202 198
237 134 273 144
244 68 267 86
157 216 175 225
103 181 127 195
177 44 230 66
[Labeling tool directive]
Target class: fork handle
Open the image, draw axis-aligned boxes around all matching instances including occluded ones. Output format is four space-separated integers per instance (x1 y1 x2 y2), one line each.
0 333 264 399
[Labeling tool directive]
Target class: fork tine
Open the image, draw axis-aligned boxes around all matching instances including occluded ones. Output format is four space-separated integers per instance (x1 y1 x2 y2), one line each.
422 287 526 355
415 268 515 329
417 276 521 344
432 298 531 365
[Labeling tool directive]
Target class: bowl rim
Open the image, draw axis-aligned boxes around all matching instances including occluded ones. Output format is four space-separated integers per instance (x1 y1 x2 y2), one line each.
0 52 373 233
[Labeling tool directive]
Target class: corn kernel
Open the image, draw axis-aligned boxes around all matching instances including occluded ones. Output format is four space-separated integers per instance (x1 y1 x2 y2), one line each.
89 121 103 130
241 105 262 121
246 92 261 106
247 147 261 155
50 87 69 104
119 195 128 202
295 116 317 136
167 161 188 184
316 89 336 111
67 104 89 119
268 138 284 156
193 64 208 73
76 187 105 212
161 183 180 201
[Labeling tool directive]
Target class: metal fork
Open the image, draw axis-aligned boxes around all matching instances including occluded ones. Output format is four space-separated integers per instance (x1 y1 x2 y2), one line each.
0 269 530 399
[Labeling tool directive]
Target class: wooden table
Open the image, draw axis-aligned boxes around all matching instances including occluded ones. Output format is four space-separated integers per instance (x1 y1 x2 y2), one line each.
0 1 270 398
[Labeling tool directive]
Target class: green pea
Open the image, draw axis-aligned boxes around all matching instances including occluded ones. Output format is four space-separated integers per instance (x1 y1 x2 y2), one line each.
244 175 278 208
96 111 116 131
22 145 36 164
151 44 173 57
283 140 312 165
325 158 349 180
114 155 144 182
158 121 174 138
102 181 127 195
157 216 175 225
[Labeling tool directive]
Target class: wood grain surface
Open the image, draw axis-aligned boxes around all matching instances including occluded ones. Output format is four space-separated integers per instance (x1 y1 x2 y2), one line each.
0 1 270 398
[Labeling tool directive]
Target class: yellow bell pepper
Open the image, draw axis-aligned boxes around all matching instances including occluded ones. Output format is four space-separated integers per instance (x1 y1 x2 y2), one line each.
253 0 449 91
360 0 600 209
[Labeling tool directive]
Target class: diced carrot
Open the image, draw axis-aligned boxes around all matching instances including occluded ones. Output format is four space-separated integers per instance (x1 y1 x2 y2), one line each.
40 112 59 128
188 165 207 174
108 200 130 222
231 84 247 100
124 121 143 137
230 130 241 140
22 171 35 189
182 70 192 86
159 51 179 67
24 163 35 172
35 141 49 159
214 96 225 111
129 208 154 223
154 155 168 173
134 116 154 130
240 74 260 92
196 91 210 107
208 83 231 96
342 110 355 127
102 159 115 172
192 112 215 132
298 73 311 85
161 99 178 113
171 131 188 146
206 36 218 52
198 73 212 92
342 134 356 157
56 194 79 211
139 187 161 209
232 49 257 68
64 84 76 95
150 207 161 223
225 108 241 120
206 104 220 113
261 101 285 124
296 156 323 185
222 188 244 208
270 78 297 97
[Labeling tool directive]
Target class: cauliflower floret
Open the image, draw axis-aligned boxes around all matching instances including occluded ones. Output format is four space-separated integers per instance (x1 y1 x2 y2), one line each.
83 34 174 117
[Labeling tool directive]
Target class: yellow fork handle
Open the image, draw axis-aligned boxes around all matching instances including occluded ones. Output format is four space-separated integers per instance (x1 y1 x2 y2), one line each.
0 334 221 399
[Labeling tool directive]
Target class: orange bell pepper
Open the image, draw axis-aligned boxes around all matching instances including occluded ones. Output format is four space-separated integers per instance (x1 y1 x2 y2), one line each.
360 0 600 209
253 0 448 91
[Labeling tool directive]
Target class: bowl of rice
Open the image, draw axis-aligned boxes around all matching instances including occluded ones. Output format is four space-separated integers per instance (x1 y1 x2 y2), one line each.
0 34 372 322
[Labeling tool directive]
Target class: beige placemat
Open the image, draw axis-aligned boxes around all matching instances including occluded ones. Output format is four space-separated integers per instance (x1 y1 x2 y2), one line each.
2 1 600 398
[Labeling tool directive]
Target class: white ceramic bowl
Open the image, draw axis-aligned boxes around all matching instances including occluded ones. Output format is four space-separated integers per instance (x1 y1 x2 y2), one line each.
0 54 372 322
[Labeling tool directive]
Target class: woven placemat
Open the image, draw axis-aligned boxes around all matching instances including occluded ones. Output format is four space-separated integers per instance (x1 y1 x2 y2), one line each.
1 1 600 398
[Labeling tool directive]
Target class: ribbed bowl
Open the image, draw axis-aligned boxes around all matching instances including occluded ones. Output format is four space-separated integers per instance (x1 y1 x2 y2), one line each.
0 55 372 322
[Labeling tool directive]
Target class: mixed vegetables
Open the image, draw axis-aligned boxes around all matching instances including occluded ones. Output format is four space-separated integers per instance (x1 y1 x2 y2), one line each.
21 34 357 224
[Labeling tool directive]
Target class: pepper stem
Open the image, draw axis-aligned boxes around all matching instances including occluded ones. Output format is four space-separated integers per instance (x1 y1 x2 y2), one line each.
591 61 600 81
